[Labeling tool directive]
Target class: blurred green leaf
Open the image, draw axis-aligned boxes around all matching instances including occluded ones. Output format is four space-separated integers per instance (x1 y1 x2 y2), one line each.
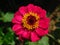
28 36 49 45
3 32 14 43
2 27 15 45
28 42 38 45
0 39 3 45
3 12 13 22
0 28 4 45
0 27 15 45
0 37 3 45
10 41 15 45
7 27 14 35
0 28 4 37
0 11 4 17
38 36 49 45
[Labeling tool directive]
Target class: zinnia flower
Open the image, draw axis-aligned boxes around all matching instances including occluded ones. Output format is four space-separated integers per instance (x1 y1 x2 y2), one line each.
12 4 50 42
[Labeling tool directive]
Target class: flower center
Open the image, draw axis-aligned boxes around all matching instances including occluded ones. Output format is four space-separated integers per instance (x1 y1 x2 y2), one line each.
27 16 36 25
22 12 39 30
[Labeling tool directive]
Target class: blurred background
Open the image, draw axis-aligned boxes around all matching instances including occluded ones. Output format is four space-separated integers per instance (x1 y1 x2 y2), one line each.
0 0 60 45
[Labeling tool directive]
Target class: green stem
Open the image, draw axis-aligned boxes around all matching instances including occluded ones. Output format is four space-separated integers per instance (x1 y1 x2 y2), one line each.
47 34 60 44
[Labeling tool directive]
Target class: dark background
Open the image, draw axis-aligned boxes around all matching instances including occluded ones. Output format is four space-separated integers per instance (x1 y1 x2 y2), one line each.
0 0 60 13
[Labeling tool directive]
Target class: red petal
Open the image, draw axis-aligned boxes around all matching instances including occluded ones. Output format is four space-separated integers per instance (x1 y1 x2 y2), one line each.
33 6 42 13
12 18 20 24
36 28 48 36
27 4 34 12
31 32 40 42
22 31 30 39
16 30 24 35
14 11 21 17
19 6 28 15
14 15 22 21
40 9 46 18
39 17 50 29
12 24 22 32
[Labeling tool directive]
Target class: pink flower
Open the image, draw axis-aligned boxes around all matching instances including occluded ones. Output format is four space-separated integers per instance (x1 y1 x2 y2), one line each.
12 4 50 42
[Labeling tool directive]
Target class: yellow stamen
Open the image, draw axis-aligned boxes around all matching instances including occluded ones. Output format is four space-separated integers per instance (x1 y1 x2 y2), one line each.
22 12 40 30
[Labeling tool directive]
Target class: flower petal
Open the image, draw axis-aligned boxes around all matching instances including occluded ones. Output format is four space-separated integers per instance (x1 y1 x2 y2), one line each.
27 4 46 18
33 6 42 13
19 6 28 15
14 11 22 17
36 28 48 36
39 9 46 18
16 30 24 35
27 4 34 12
31 32 40 42
17 30 30 39
12 18 20 24
39 17 50 29
14 15 22 21
12 24 22 32
12 4 50 42
22 31 30 39
32 6 46 18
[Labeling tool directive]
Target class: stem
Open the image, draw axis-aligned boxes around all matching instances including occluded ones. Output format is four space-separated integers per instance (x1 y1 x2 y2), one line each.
56 27 60 29
47 34 60 44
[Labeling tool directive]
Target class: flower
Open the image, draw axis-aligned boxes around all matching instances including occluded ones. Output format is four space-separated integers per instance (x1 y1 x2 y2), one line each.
12 4 50 42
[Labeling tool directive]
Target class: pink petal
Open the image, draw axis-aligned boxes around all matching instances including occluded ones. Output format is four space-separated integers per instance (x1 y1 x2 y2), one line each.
22 31 30 39
14 11 21 17
27 4 46 18
32 6 46 18
12 18 20 24
27 4 34 12
31 32 40 42
39 9 46 18
16 30 30 39
16 30 24 35
36 28 48 36
33 6 42 14
45 29 48 34
14 15 22 21
12 24 22 32
39 17 50 29
19 6 28 15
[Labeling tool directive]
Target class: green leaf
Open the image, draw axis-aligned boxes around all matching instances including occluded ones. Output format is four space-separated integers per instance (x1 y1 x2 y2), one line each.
0 28 4 45
28 42 38 45
0 11 4 17
0 28 4 37
10 41 15 45
0 39 3 45
3 12 13 22
0 36 3 45
28 36 49 45
38 36 49 45
3 27 15 45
